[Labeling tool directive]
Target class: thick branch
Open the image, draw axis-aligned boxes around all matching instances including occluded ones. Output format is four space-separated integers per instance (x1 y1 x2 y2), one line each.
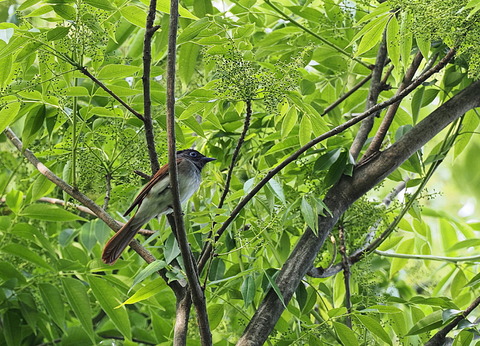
350 34 388 161
236 80 480 345
164 0 212 344
143 0 161 173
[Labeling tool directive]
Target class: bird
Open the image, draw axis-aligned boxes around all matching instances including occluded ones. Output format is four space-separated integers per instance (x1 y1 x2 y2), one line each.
102 149 215 264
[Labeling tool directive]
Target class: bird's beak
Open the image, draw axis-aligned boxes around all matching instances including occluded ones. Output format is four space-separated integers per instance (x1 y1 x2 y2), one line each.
204 157 216 162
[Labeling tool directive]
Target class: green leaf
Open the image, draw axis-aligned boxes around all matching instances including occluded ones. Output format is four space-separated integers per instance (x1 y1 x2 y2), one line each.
39 283 65 330
354 14 389 57
46 26 70 41
61 278 95 343
132 260 167 288
164 234 181 264
89 276 132 340
299 115 312 146
20 204 87 221
0 102 21 133
207 304 224 330
66 86 90 96
333 322 359 346
120 5 146 27
3 310 22 346
120 277 166 306
177 17 210 44
314 148 341 171
97 64 142 79
416 35 430 60
386 16 400 67
267 178 286 203
389 237 415 278
1 243 53 270
301 197 318 234
407 310 444 335
0 261 27 284
281 107 298 138
53 5 76 20
0 54 12 89
263 270 286 308
6 189 23 214
30 174 56 201
151 0 199 19
22 104 45 149
0 36 29 59
84 0 116 11
179 42 201 86
356 315 392 345
241 275 256 307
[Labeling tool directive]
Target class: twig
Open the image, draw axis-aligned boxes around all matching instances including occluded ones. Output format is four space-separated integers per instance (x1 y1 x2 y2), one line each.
198 100 252 274
197 48 456 274
142 0 161 173
321 73 372 116
78 66 145 121
361 51 424 162
375 250 480 263
218 100 252 209
339 226 352 328
164 0 212 344
263 0 370 69
425 296 480 346
349 34 388 161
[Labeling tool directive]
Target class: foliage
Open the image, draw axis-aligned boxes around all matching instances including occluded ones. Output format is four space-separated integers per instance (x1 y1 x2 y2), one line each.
0 0 480 345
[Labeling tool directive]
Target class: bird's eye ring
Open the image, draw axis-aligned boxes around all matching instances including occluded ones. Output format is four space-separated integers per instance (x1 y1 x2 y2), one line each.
189 151 198 157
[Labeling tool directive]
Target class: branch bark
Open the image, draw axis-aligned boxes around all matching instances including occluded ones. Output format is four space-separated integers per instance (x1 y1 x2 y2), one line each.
349 34 388 161
236 80 480 345
142 0 161 173
164 0 212 344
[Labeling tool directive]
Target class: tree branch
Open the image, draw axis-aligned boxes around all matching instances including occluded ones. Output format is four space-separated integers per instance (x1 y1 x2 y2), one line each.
425 295 480 346
350 34 388 161
361 51 424 162
78 66 145 121
321 73 372 116
142 0 161 173
164 0 212 344
236 79 480 345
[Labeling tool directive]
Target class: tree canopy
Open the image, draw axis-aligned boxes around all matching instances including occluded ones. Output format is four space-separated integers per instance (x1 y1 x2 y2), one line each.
1 0 480 345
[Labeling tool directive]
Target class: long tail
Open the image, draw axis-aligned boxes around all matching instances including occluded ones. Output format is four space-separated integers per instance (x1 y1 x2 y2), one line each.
102 215 145 265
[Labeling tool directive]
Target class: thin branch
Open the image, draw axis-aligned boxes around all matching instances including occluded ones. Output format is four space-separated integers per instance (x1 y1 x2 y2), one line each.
218 100 252 209
339 226 352 328
349 34 388 161
198 48 456 274
361 51 424 161
425 296 480 346
263 0 371 69
78 66 145 121
198 100 252 273
375 250 480 263
142 0 161 173
3 127 182 292
321 73 373 116
164 0 212 344
103 173 112 210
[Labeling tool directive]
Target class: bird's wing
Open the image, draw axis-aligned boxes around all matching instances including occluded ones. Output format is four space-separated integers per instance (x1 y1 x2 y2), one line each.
123 159 181 216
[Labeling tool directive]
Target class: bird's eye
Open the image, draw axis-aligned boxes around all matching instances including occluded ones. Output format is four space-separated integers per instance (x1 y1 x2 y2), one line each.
189 151 198 157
